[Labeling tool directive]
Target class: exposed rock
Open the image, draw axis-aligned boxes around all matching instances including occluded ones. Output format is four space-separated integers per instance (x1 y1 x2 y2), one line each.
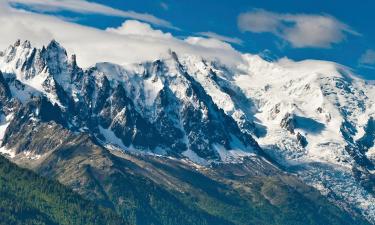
296 132 308 147
280 112 295 134
0 71 11 104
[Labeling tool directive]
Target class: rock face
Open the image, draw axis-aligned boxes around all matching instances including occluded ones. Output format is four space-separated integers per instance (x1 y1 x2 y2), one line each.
0 40 374 223
280 113 295 134
0 71 11 103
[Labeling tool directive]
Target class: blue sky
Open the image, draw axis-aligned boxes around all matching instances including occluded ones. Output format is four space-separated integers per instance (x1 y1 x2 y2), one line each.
94 0 375 79
3 0 375 79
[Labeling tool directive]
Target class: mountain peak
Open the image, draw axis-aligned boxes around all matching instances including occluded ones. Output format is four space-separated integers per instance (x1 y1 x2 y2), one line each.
46 39 66 53
13 39 21 47
21 40 31 49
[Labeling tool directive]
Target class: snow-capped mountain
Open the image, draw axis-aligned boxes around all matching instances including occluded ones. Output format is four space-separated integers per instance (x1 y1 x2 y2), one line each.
0 40 261 161
0 40 374 223
235 55 375 220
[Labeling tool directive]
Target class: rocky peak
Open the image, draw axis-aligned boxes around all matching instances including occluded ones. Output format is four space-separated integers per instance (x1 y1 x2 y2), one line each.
44 40 68 75
22 40 31 49
13 39 21 47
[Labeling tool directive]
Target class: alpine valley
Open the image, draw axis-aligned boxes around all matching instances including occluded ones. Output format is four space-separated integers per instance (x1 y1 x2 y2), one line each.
0 39 374 225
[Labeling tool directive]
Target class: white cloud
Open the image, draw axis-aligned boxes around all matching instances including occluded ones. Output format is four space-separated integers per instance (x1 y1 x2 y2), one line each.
196 32 243 45
0 4 242 68
359 49 375 67
185 37 235 51
6 0 178 29
106 20 173 39
238 9 359 48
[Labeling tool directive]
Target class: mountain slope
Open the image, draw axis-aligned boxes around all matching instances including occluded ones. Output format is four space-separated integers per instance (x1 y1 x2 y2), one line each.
233 55 375 220
2 114 367 225
0 155 126 225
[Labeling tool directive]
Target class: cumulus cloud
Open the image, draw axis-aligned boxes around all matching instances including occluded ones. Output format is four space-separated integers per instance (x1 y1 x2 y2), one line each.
106 20 173 39
238 9 360 48
6 0 178 29
359 49 375 68
0 3 242 67
196 32 243 45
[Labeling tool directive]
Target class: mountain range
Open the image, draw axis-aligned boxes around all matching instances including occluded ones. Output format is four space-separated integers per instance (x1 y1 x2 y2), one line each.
0 39 374 224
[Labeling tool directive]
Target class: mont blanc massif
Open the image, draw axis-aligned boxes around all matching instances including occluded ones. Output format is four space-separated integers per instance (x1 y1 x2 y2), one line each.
0 37 373 225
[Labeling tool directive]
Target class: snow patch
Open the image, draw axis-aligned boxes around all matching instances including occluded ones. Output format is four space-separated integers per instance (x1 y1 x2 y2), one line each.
0 146 15 158
182 149 209 166
213 144 254 163
99 126 126 149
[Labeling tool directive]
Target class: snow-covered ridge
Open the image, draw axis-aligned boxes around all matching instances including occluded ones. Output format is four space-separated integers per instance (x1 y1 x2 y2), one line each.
0 39 260 163
236 54 375 222
238 54 374 165
0 40 374 222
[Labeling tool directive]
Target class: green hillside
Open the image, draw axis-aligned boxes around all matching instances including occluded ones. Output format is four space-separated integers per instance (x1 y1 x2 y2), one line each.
0 155 126 225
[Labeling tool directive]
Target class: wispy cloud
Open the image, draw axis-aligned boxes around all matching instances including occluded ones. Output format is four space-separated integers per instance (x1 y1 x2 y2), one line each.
196 31 243 45
160 2 169 11
7 0 178 29
359 49 375 68
238 9 360 48
0 4 242 67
